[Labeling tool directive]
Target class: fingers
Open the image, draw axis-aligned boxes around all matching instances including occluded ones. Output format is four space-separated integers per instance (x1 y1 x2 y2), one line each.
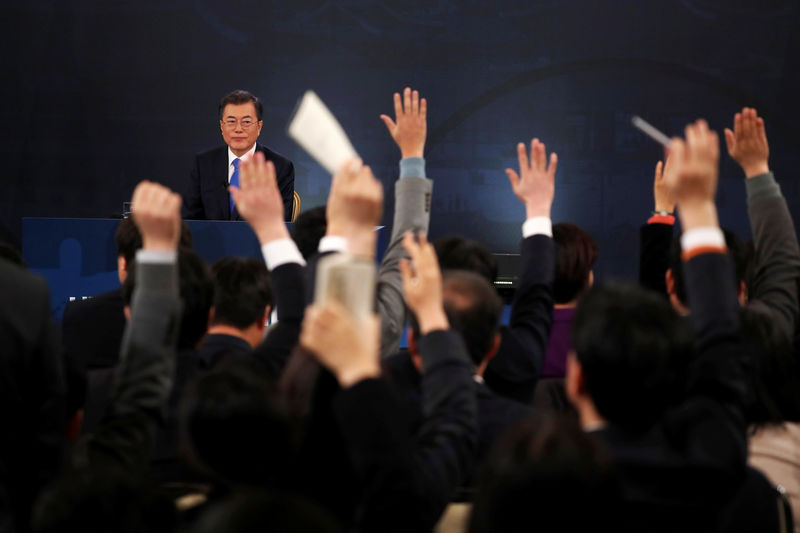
547 152 558 177
505 168 520 191
411 89 419 115
516 142 529 173
756 116 767 142
420 97 427 120
724 128 735 155
403 87 412 116
393 92 402 119
398 257 415 290
380 114 396 134
654 160 663 182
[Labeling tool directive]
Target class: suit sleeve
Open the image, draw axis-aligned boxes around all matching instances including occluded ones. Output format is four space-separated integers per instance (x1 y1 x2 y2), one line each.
182 155 206 220
744 172 800 340
377 176 433 358
639 221 674 296
252 262 306 377
72 260 181 471
277 160 295 222
334 330 477 531
483 235 555 403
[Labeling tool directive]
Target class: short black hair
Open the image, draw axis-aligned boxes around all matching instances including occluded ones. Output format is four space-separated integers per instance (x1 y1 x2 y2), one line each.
434 236 497 284
553 223 598 304
210 257 271 329
115 217 194 266
192 490 341 533
180 358 292 486
123 247 213 350
0 243 26 267
669 228 747 306
470 412 619 533
572 282 694 431
410 270 502 367
219 89 263 121
291 205 327 260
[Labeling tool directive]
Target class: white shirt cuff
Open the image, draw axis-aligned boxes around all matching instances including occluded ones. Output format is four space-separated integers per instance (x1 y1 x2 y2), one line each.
319 236 348 254
680 227 725 252
136 249 177 264
261 239 306 270
522 217 553 238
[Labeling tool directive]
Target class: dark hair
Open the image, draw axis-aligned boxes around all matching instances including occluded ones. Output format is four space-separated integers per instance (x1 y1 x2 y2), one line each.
32 467 176 533
115 217 193 265
552 223 597 304
572 282 694 431
210 257 271 329
470 412 619 532
0 243 26 267
410 270 502 367
292 205 327 260
192 490 341 533
740 307 800 426
434 236 497 284
218 89 263 121
123 247 213 350
669 228 747 306
180 358 292 486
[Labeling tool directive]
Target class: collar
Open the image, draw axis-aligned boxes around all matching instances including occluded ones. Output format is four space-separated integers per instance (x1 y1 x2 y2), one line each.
228 144 257 167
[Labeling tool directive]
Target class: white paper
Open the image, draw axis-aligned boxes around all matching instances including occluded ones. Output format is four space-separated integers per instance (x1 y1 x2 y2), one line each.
287 91 359 174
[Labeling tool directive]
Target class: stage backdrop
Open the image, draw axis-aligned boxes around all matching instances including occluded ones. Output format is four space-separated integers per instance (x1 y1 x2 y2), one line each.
3 0 800 281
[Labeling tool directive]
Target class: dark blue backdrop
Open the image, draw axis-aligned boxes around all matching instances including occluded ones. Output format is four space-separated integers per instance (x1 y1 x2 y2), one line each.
3 0 799 281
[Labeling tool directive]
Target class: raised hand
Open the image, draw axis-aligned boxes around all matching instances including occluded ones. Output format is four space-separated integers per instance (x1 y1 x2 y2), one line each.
666 119 720 230
653 157 675 214
724 107 770 179
300 301 381 387
399 232 448 334
506 138 558 219
380 87 427 159
130 181 182 251
229 152 288 243
326 158 384 256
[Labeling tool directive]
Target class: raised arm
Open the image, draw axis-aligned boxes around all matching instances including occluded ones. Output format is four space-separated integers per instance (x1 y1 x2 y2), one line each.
725 108 800 338
639 158 676 296
77 181 183 470
483 139 557 403
231 152 307 376
377 87 434 357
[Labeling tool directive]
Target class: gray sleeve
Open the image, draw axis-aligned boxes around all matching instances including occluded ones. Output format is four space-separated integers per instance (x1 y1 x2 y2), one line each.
376 176 433 358
745 172 800 339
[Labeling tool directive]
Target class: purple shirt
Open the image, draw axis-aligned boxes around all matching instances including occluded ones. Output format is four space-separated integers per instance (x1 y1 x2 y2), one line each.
541 307 576 378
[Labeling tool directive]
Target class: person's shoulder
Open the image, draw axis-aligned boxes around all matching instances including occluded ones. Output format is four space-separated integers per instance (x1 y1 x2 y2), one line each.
256 144 293 167
63 288 124 321
195 145 228 163
0 259 48 298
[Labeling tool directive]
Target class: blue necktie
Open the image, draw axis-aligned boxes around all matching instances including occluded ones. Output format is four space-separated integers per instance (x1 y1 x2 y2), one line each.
229 158 240 217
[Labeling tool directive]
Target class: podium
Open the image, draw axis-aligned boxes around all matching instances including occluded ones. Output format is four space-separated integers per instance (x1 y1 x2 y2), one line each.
22 217 389 319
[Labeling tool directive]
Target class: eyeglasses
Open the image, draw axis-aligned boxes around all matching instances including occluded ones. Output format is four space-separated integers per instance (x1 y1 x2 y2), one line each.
222 118 260 129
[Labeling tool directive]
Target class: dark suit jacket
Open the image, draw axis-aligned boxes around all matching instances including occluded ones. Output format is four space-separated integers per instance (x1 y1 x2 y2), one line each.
483 234 555 404
196 333 252 370
593 251 758 532
182 144 294 221
0 259 65 532
61 288 126 370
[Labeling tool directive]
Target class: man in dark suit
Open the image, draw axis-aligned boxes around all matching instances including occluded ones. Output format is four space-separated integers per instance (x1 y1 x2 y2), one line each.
0 258 65 532
182 89 294 221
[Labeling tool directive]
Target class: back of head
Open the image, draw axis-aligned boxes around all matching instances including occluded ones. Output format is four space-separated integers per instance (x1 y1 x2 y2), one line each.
210 257 271 329
552 223 597 304
292 205 327 260
123 247 213 350
33 467 176 533
180 358 292 486
434 236 497 284
440 270 503 367
572 282 694 430
669 228 747 306
0 243 26 268
470 412 619 532
193 490 341 533
218 89 263 121
115 217 194 266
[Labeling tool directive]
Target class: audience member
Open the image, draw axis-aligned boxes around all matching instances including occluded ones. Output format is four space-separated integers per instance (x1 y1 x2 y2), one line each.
197 257 272 369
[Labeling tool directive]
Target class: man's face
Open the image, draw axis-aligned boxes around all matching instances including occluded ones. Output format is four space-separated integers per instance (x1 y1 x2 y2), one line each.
220 102 263 156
